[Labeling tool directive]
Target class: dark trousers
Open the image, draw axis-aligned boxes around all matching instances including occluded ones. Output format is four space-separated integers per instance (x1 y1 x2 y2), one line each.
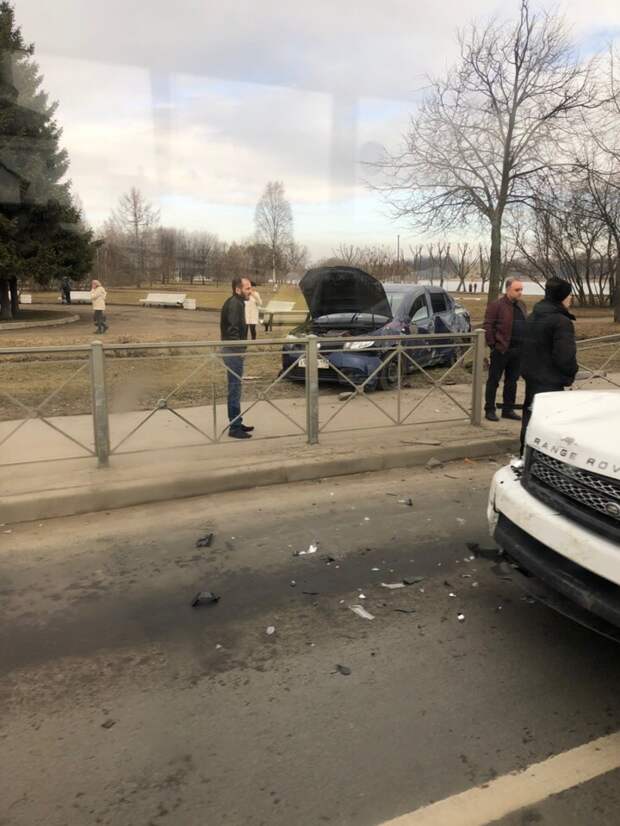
520 381 564 454
247 324 257 340
485 347 521 413
93 309 107 333
223 354 244 429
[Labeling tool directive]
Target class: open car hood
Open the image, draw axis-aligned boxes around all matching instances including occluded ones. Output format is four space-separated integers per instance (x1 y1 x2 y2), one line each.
300 266 392 320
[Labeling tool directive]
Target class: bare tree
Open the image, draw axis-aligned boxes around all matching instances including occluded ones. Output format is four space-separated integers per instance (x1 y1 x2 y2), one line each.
111 187 160 287
448 243 478 292
254 181 294 284
372 0 596 304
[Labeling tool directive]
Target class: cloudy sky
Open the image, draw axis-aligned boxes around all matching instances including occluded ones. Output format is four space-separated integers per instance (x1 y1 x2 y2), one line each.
16 0 620 258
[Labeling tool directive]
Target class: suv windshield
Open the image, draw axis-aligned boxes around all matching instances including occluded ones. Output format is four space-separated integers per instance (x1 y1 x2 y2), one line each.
386 292 407 311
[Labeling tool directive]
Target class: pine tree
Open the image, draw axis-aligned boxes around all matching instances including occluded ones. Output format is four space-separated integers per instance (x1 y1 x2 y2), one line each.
0 1 95 319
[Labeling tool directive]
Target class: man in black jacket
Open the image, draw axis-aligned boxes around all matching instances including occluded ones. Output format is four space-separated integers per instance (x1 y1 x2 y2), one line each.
220 276 253 439
520 278 578 453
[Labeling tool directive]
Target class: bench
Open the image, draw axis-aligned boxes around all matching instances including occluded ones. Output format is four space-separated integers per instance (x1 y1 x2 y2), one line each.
57 291 92 304
260 300 299 331
139 292 186 308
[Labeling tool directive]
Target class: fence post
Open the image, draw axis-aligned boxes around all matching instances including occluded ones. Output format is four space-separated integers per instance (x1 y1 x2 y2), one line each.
90 340 110 466
470 328 485 426
306 335 319 444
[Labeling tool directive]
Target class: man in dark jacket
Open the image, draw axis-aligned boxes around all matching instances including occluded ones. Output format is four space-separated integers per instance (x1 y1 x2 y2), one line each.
220 276 253 439
520 278 578 453
483 278 527 421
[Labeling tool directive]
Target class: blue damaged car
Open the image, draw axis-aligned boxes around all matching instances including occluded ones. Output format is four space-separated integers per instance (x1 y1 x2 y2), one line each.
281 266 471 390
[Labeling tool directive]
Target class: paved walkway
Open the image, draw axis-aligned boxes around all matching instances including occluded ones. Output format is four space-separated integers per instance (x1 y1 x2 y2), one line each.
0 381 520 522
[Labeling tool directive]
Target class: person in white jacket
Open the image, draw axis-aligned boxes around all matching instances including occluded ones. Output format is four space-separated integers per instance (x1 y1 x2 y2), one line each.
90 279 108 334
245 282 262 340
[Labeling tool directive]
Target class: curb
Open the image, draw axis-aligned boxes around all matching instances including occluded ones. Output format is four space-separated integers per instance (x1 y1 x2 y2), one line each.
2 434 518 524
0 313 80 331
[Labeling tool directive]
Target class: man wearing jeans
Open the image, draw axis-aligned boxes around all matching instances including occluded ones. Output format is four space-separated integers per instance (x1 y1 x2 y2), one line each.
220 276 253 439
483 278 527 422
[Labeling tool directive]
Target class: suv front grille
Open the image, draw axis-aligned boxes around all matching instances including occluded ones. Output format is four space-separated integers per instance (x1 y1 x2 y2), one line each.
522 449 620 542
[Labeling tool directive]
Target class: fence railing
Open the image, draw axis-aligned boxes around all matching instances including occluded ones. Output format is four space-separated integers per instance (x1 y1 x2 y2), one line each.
0 330 486 467
575 333 620 391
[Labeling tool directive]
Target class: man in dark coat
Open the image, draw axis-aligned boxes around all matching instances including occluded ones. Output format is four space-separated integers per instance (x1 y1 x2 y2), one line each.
220 276 253 439
520 278 578 453
483 278 527 421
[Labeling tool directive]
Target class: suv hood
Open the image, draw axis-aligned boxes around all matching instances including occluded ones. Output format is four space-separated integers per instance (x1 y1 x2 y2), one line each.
300 266 392 321
527 391 620 478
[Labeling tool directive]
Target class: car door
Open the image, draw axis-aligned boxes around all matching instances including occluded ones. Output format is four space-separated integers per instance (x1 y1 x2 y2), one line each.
428 290 454 364
405 292 434 369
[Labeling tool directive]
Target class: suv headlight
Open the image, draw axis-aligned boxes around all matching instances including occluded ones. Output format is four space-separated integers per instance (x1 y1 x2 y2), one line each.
344 340 375 350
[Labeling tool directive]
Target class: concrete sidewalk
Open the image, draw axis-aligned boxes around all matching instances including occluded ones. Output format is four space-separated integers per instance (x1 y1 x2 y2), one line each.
1 408 520 523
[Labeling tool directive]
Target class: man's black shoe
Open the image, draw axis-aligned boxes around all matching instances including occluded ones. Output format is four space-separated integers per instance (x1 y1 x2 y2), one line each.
229 428 252 439
485 411 499 422
240 424 254 432
502 410 521 421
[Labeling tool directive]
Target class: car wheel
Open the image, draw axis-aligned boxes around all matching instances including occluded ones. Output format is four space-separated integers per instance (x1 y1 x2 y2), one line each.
378 352 402 390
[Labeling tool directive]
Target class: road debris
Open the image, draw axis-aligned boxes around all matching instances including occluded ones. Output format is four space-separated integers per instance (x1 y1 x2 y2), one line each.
191 591 220 607
425 457 444 470
290 580 296 587
448 592 456 598
466 541 501 560
381 582 406 590
294 542 318 556
403 576 425 586
266 625 276 635
349 604 375 620
401 439 442 447
302 590 319 596
339 391 354 401
101 719 116 729
335 664 352 676
196 532 214 548
393 608 416 614
456 517 466 525
457 613 465 622
371 567 381 572
398 498 414 507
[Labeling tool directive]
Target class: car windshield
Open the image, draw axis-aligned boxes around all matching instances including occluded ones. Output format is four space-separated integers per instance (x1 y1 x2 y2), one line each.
386 292 408 311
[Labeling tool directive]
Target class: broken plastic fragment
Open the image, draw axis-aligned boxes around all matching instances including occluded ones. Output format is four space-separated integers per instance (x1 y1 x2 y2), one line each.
349 604 375 620
101 719 116 729
448 592 456 598
403 576 425 586
196 532 214 548
266 625 276 635
191 591 220 607
425 457 444 470
335 664 352 676
398 498 413 506
457 613 465 622
294 542 319 557
381 582 406 590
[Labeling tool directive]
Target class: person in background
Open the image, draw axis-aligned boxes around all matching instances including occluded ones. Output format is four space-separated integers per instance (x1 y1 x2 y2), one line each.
520 278 578 454
61 275 72 304
482 278 527 422
245 281 262 340
90 279 108 334
220 276 253 439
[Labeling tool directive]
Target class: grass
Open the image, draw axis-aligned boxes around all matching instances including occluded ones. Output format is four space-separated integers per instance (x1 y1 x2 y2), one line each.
30 284 307 311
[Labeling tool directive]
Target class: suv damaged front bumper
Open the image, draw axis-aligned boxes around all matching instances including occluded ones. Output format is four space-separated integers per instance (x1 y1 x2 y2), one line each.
488 465 620 638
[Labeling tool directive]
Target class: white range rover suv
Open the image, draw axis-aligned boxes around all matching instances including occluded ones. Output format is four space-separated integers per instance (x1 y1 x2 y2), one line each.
488 390 620 638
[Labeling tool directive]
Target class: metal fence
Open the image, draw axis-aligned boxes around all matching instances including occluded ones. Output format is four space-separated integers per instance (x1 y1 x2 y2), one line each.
575 333 620 391
0 330 486 467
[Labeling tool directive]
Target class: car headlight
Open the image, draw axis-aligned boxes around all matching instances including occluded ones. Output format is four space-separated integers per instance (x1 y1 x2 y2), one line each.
344 340 375 350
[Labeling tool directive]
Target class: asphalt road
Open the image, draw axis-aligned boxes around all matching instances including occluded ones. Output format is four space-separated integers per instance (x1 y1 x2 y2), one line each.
1 459 620 826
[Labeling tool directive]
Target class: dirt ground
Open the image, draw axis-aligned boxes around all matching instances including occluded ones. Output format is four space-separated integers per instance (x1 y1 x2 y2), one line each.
1 291 618 422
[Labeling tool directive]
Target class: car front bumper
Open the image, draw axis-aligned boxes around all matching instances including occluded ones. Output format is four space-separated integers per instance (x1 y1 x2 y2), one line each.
488 465 620 631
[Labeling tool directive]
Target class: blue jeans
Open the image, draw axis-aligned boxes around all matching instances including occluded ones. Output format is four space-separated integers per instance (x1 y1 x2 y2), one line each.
223 354 244 429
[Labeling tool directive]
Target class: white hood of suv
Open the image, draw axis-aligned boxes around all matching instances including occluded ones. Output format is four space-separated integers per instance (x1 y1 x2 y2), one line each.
527 390 620 479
